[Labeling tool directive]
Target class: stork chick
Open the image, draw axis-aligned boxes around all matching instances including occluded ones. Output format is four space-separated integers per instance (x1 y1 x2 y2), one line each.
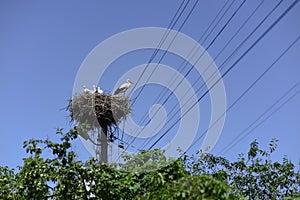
98 86 104 94
83 86 92 94
94 85 104 94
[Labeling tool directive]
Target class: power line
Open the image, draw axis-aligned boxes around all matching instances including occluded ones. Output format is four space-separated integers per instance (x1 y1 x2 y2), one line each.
161 0 283 133
118 0 199 154
121 0 201 151
183 34 300 155
150 0 234 109
130 0 201 105
114 135 141 152
148 0 191 63
131 0 236 140
198 0 237 46
185 0 265 93
147 0 299 150
140 0 283 150
219 81 300 155
129 0 246 149
128 0 191 97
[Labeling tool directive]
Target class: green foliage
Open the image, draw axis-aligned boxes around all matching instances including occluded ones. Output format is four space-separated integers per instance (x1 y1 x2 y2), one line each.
137 175 238 200
0 129 298 199
120 148 174 174
0 166 16 199
182 138 300 199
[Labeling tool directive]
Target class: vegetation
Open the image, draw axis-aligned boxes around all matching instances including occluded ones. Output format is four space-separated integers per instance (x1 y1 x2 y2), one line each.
181 138 300 199
0 128 299 199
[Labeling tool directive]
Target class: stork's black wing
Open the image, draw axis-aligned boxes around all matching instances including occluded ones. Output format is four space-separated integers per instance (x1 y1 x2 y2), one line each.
114 88 122 95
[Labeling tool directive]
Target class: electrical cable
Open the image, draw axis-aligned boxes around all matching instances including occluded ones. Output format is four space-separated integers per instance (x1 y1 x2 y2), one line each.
130 0 237 140
128 0 247 149
130 0 201 105
147 0 299 150
140 0 284 150
140 0 283 150
184 34 300 155
219 82 300 155
128 0 191 96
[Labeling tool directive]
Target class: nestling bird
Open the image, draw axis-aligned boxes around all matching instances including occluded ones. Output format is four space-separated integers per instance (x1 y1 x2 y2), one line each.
93 85 104 94
93 85 103 94
83 86 92 94
114 79 133 95
98 86 104 94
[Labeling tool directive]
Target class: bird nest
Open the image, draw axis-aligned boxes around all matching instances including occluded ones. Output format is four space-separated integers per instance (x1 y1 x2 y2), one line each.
67 92 131 133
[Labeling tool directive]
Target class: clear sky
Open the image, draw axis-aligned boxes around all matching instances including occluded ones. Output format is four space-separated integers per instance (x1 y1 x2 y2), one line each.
0 0 299 168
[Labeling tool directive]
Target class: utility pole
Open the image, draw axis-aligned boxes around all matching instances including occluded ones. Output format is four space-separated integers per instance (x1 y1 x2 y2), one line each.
100 125 108 163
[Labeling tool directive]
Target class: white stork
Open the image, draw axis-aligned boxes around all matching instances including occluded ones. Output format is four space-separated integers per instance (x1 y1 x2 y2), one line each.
91 85 104 94
93 85 104 94
98 86 104 94
83 86 92 94
114 79 133 95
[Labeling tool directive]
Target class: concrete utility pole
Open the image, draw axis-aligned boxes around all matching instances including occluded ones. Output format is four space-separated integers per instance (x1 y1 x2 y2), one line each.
100 126 108 163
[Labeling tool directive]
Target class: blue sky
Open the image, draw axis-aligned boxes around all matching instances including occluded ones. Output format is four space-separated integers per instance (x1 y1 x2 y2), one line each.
0 0 299 168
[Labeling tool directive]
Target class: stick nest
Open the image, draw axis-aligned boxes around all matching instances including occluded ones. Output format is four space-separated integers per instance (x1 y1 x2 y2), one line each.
67 92 131 132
